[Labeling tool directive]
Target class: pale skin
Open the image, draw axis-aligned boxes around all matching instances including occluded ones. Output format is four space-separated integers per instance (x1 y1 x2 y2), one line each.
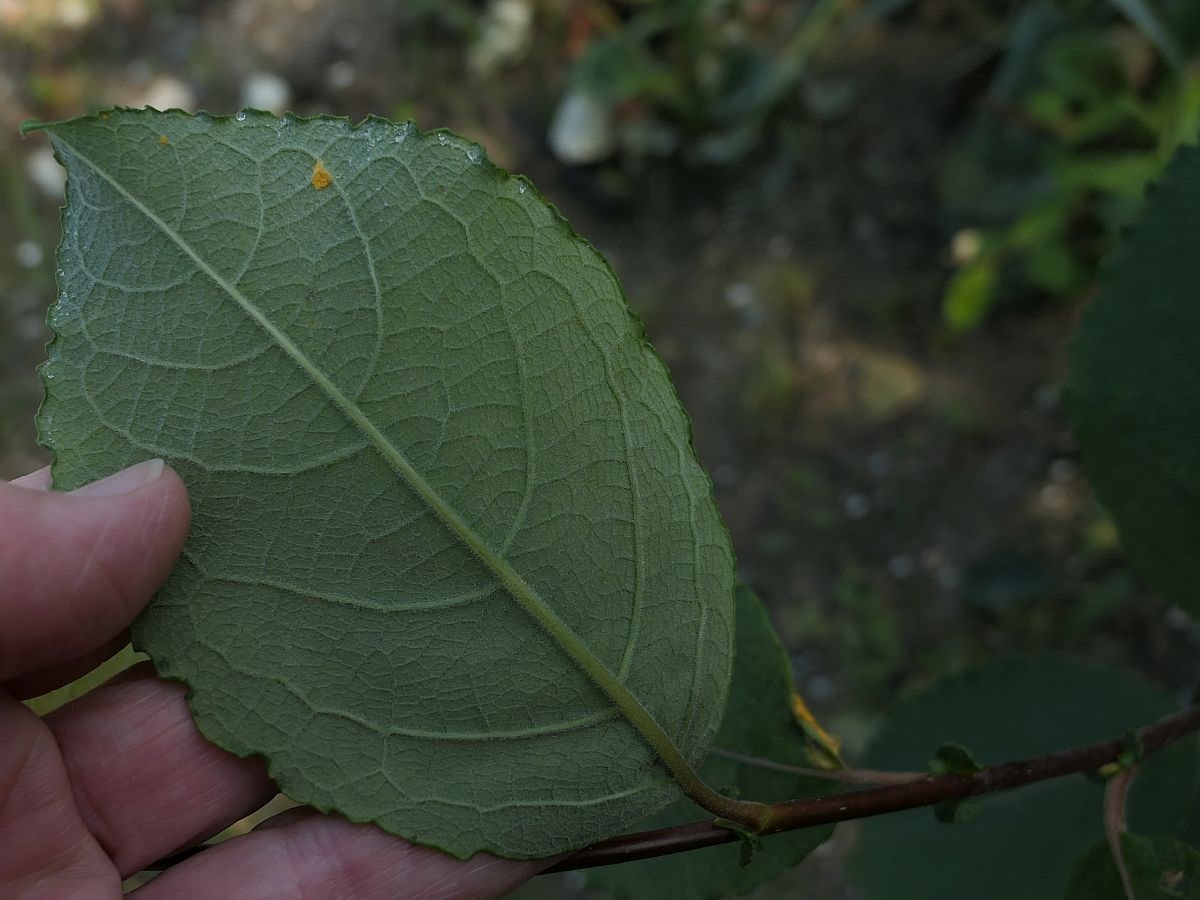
0 460 551 898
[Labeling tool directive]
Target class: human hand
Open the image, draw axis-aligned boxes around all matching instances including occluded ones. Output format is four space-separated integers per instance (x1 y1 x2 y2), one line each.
0 460 551 898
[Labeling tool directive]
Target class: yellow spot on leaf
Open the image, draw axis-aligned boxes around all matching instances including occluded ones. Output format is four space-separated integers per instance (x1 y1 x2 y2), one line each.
158 135 169 145
99 111 109 120
311 161 332 191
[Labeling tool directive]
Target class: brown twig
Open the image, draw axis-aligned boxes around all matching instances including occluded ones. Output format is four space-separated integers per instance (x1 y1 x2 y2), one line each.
545 703 1200 873
1104 767 1137 900
141 704 1200 876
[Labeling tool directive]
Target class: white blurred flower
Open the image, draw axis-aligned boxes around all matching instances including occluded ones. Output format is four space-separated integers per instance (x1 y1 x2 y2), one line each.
548 91 616 165
241 72 291 114
470 0 533 75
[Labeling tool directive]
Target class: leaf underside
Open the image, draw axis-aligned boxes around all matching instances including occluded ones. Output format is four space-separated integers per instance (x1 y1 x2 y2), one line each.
32 108 736 859
587 586 835 900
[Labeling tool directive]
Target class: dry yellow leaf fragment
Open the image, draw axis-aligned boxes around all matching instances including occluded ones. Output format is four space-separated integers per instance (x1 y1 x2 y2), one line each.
792 692 845 768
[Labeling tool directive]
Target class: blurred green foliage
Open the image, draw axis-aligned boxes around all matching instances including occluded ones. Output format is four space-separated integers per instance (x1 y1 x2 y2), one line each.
561 0 840 164
540 0 1200 332
940 0 1200 331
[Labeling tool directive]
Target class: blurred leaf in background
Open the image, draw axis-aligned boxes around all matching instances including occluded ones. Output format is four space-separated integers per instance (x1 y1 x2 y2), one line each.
1068 143 1200 620
1062 833 1200 899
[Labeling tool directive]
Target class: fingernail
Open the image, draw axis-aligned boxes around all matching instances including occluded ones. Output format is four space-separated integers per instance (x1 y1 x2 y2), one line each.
73 459 165 497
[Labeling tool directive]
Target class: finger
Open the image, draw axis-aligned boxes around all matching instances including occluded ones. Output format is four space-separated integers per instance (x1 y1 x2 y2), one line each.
9 465 51 490
0 459 190 681
7 463 144 698
0 690 118 896
7 635 133 701
45 662 276 876
133 810 554 900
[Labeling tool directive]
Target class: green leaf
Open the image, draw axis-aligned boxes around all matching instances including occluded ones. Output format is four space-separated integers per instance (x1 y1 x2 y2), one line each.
1063 834 1200 899
929 745 985 826
933 797 982 825
586 586 835 900
1067 145 1200 621
942 259 998 334
929 742 983 776
849 654 1199 900
712 818 766 869
29 108 737 859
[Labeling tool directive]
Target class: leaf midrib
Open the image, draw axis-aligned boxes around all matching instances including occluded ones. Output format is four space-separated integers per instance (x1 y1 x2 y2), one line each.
53 132 702 793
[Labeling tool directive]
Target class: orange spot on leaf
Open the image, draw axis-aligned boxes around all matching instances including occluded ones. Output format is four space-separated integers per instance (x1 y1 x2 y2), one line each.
311 161 332 190
158 135 169 145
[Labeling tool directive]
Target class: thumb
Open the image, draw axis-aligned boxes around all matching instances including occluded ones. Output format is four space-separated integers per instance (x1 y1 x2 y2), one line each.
0 460 190 683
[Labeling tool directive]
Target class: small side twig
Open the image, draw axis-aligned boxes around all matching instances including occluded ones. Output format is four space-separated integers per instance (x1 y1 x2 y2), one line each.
1104 767 1137 900
708 747 925 787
